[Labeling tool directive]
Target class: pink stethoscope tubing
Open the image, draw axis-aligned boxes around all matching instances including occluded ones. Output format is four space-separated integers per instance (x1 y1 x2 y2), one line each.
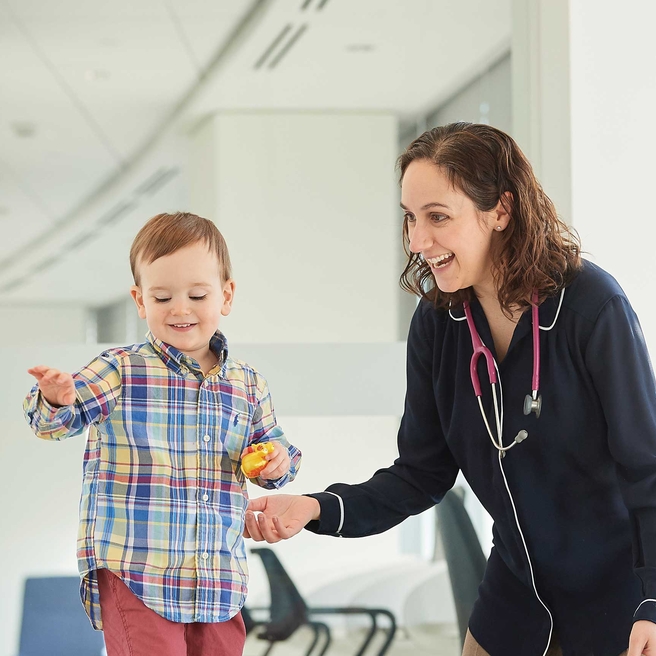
462 290 541 454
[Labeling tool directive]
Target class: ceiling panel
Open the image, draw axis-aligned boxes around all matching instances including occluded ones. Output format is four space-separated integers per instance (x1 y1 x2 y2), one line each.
0 168 54 255
190 0 509 117
0 0 510 306
164 0 253 71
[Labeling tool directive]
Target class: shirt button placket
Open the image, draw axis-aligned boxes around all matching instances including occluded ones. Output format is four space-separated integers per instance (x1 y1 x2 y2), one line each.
198 382 213 620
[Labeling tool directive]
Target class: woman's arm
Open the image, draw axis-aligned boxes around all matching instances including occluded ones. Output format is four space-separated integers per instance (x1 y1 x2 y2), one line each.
246 302 459 541
585 295 656 630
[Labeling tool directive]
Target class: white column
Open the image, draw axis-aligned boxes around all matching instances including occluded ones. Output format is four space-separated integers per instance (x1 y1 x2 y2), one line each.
569 1 656 351
189 112 401 343
512 0 572 223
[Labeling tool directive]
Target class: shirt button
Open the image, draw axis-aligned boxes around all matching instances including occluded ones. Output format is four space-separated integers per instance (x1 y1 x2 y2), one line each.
202 552 209 560
202 494 209 502
203 435 210 442
180 366 188 375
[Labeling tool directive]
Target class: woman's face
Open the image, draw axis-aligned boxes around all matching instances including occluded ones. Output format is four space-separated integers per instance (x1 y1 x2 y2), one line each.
401 159 507 297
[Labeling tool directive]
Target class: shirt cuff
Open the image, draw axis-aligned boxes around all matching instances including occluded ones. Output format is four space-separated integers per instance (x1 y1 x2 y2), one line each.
634 599 656 623
303 492 343 536
27 390 73 426
255 472 291 490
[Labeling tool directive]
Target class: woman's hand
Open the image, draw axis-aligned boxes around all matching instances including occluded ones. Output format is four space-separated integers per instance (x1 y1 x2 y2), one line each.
628 620 656 656
244 494 320 543
28 365 76 407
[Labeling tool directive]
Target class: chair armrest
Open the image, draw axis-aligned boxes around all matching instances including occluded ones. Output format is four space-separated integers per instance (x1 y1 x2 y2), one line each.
307 606 396 656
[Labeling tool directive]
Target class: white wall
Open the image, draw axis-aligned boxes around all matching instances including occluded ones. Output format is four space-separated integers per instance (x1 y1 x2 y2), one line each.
570 1 656 351
189 112 402 343
428 53 512 137
0 306 88 345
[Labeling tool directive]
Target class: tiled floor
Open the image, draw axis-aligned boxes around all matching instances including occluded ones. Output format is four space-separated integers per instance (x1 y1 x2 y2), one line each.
244 622 461 656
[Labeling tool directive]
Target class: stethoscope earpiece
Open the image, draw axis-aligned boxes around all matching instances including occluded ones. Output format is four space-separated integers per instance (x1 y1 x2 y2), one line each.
523 393 542 418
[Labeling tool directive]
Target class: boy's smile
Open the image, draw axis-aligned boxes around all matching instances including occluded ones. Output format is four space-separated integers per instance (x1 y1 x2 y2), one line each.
130 241 235 372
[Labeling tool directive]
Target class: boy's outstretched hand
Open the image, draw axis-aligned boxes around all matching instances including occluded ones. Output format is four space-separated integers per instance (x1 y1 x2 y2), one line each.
28 365 76 407
244 494 320 543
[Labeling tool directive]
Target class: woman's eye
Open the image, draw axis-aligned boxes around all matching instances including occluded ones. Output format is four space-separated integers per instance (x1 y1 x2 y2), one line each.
431 213 448 223
154 298 170 303
190 295 207 301
404 212 416 223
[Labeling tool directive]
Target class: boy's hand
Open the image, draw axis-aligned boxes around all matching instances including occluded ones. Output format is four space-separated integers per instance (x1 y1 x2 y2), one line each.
27 365 76 407
240 442 290 481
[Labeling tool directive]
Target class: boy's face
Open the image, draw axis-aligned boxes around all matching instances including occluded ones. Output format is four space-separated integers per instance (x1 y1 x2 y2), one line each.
130 241 234 365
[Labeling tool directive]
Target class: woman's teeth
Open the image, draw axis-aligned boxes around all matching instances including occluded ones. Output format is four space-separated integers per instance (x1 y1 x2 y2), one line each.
426 252 455 268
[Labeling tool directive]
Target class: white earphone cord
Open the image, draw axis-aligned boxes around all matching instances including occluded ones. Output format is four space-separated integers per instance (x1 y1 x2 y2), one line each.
490 363 554 655
499 451 554 656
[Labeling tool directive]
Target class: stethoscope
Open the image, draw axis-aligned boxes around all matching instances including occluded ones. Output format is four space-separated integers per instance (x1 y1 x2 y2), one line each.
450 287 566 656
450 287 565 455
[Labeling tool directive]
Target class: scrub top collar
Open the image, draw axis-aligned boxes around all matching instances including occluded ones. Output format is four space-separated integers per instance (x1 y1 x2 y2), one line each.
449 290 564 362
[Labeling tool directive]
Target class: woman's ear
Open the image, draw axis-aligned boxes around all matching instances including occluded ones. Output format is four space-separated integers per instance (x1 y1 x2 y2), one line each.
130 285 147 320
493 191 513 231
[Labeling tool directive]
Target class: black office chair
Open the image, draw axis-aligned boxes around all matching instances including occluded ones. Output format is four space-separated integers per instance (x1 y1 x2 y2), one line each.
248 547 330 656
435 487 487 649
17 575 106 656
250 547 397 656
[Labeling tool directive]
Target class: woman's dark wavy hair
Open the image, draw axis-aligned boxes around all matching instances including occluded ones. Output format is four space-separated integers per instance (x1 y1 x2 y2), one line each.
398 122 581 314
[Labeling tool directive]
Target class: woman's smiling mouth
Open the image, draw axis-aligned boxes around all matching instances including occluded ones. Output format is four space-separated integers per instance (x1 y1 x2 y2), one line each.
426 252 455 269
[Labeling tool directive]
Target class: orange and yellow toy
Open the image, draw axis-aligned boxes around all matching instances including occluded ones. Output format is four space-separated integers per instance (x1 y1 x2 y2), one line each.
240 442 276 478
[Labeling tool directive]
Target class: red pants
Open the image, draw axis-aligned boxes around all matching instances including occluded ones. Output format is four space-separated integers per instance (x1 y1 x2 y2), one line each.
97 569 246 656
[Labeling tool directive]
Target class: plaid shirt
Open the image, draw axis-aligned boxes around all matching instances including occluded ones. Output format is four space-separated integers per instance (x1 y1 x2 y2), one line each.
23 331 301 628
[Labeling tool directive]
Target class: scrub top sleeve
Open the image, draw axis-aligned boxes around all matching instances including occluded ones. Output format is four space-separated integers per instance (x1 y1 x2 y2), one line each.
585 294 656 619
304 302 459 538
304 492 343 536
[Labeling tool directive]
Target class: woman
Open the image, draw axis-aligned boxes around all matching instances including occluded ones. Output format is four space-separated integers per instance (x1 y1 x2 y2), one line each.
245 123 656 656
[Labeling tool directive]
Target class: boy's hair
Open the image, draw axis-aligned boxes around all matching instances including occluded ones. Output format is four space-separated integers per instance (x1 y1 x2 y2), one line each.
130 212 232 286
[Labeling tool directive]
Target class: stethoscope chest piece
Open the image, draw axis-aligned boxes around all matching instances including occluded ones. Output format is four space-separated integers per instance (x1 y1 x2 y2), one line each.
523 393 542 418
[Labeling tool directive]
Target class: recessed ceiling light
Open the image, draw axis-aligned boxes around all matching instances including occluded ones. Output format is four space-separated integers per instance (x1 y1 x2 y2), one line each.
346 44 375 53
11 122 36 138
85 69 110 82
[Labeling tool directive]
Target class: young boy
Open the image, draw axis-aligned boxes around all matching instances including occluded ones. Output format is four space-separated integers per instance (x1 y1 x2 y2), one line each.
23 212 301 656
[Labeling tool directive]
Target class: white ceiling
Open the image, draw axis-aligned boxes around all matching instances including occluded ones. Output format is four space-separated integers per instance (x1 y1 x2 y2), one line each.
0 0 510 306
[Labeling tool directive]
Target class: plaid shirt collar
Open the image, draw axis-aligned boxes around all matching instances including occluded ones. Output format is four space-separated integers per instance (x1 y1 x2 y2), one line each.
146 330 229 377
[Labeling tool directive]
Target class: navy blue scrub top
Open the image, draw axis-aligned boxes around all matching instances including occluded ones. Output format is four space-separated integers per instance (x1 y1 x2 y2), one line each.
306 260 656 656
